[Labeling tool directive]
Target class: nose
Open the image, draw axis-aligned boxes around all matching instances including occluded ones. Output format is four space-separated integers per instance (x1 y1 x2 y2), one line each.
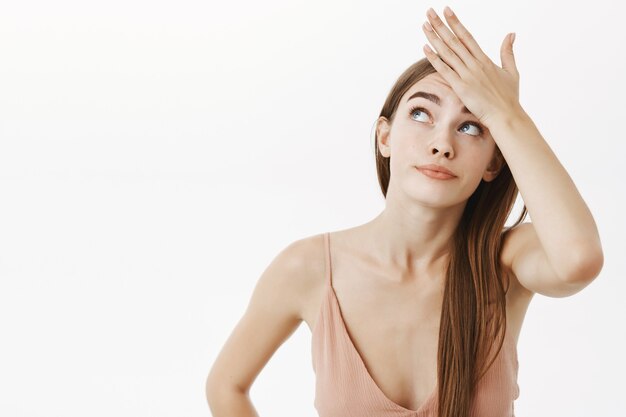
429 135 454 158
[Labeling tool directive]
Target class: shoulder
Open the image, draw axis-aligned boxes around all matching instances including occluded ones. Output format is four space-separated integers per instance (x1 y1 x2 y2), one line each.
499 223 526 276
255 232 327 320
499 223 535 300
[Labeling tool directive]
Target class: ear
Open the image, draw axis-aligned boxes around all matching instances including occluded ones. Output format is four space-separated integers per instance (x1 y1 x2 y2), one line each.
376 117 392 158
482 146 506 182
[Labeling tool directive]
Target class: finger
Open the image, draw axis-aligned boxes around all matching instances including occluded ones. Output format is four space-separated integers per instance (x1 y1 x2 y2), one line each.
422 20 469 77
440 6 492 66
426 7 475 70
500 33 519 77
423 44 462 89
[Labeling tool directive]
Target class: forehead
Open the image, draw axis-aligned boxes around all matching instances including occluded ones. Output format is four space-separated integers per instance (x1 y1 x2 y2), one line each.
402 73 462 106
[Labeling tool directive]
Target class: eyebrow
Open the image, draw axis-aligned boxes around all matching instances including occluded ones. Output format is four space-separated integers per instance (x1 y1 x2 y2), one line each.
407 91 472 114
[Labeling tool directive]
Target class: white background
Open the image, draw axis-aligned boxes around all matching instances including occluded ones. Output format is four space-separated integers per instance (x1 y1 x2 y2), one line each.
0 1 623 416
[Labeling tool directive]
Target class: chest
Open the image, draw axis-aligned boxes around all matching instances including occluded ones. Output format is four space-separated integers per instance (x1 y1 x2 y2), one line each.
306 268 517 412
304 251 447 408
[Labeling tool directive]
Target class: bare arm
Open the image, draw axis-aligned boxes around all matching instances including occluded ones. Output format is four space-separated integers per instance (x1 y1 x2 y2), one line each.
205 235 321 414
493 109 603 298
206 386 260 417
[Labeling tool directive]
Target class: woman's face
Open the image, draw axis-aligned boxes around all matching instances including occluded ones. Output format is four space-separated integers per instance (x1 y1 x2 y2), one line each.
377 72 504 207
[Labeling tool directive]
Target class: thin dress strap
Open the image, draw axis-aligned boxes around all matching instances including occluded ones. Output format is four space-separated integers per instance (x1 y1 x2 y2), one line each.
324 232 332 287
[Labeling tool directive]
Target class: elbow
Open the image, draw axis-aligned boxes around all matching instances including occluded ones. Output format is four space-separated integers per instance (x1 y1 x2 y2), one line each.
205 375 215 405
205 374 247 406
206 374 223 405
562 245 604 284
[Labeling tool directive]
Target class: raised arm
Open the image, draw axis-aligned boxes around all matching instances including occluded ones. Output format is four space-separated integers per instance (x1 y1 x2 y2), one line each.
421 7 604 298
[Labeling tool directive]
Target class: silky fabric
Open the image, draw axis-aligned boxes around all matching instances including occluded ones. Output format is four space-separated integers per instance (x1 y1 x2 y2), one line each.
311 232 520 417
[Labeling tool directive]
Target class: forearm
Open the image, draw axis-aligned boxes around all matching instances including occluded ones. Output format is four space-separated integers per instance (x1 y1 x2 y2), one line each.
488 107 603 280
207 387 260 417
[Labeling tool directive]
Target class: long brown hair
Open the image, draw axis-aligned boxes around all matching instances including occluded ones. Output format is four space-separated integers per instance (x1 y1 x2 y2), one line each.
373 58 528 417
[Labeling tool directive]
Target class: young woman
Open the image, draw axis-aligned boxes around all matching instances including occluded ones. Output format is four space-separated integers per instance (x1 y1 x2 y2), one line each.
206 6 604 417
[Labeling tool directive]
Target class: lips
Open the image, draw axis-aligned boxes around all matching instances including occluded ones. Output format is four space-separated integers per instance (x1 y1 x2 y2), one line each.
416 164 456 177
416 167 456 180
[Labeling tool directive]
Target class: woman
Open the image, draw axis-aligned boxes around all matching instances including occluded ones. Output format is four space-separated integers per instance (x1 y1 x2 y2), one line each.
206 6 604 417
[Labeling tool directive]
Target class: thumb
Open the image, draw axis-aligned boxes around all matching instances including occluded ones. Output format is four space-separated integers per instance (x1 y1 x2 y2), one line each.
500 32 518 75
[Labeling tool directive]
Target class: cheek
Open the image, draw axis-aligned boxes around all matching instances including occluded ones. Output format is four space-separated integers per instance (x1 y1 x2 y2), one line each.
453 144 489 173
464 140 495 160
390 134 417 156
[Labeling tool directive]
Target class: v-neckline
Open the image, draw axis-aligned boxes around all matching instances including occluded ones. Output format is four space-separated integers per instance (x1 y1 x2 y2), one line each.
326 281 437 414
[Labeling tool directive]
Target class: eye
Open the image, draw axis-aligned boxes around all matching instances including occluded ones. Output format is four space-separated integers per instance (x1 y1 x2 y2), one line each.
408 106 484 137
459 122 483 136
409 106 430 122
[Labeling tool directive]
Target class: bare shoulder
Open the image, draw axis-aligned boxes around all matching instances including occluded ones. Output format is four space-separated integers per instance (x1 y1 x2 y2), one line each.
500 223 535 302
263 232 327 318
206 232 324 395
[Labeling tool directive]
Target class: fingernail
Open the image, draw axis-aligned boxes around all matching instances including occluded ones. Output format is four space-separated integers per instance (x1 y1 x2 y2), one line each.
511 32 516 45
444 6 454 17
